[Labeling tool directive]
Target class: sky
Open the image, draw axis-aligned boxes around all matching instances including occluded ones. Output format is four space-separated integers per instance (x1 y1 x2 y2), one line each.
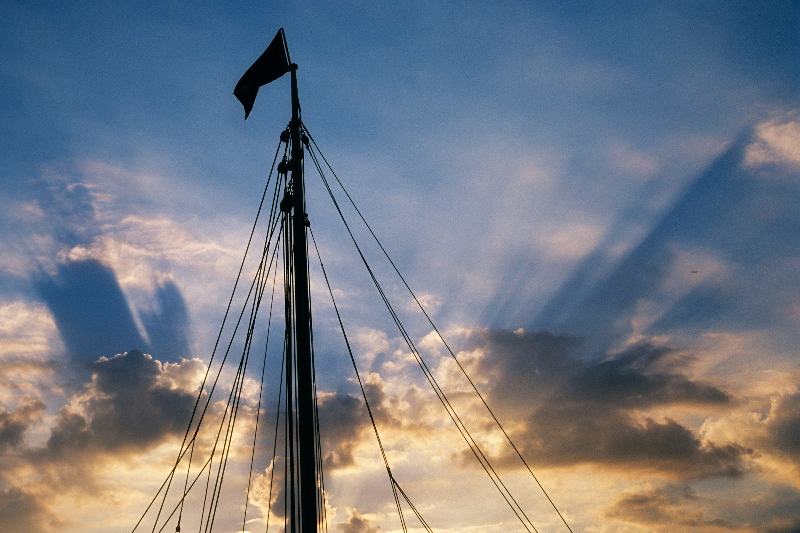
1 1 800 532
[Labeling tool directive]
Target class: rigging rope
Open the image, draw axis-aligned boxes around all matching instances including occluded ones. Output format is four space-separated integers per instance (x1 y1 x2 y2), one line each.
241 264 279 533
202 186 285 533
134 132 289 533
308 143 537 532
309 228 418 533
265 334 287 533
306 128 574 533
135 120 577 533
304 129 586 533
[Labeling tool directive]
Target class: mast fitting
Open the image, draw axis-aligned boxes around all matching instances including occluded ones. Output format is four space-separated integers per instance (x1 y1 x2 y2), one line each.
280 193 294 213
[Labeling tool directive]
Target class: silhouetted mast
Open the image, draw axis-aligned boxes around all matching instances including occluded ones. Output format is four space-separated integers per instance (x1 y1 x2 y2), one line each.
233 28 319 533
288 61 319 533
125 27 576 533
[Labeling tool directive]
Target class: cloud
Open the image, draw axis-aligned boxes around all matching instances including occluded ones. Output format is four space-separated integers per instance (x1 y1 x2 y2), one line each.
316 374 398 469
32 179 101 251
39 350 197 460
0 350 206 533
745 115 800 169
0 397 45 451
472 329 730 409
462 329 747 477
607 141 660 177
769 523 800 533
766 391 800 460
0 301 59 360
541 223 604 261
565 342 731 409
337 509 380 533
606 482 800 533
0 486 60 533
1 2 797 531
0 300 60 404
36 254 194 368
247 381 396 523
604 483 734 530
520 408 748 477
5 164 240 372
318 391 370 469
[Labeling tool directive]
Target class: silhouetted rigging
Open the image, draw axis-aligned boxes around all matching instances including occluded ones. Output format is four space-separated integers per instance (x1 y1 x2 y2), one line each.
132 29 575 533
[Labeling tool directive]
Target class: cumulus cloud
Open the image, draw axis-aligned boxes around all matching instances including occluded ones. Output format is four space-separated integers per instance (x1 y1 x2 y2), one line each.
38 350 198 460
247 379 396 524
315 374 399 469
318 391 370 469
461 329 748 477
0 350 208 533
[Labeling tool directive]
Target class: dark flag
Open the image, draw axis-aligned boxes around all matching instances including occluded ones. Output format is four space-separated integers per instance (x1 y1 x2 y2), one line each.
234 29 290 119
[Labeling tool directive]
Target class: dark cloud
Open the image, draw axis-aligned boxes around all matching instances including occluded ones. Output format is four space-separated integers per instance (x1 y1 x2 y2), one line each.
0 487 60 533
607 483 800 533
37 259 148 367
253 379 395 523
519 407 748 477
314 374 398 469
566 343 731 408
317 376 401 468
473 329 730 410
317 392 368 469
0 398 45 451
766 391 800 459
252 387 384 524
40 350 196 459
604 483 734 530
470 329 580 407
465 329 746 477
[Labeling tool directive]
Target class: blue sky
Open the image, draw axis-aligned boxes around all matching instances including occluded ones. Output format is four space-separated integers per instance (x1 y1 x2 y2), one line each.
1 2 799 532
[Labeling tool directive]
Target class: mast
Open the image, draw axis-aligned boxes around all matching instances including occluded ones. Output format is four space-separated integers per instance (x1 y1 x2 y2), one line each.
288 63 319 533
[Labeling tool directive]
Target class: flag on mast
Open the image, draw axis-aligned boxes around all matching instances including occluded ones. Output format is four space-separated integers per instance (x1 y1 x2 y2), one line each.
234 28 290 119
